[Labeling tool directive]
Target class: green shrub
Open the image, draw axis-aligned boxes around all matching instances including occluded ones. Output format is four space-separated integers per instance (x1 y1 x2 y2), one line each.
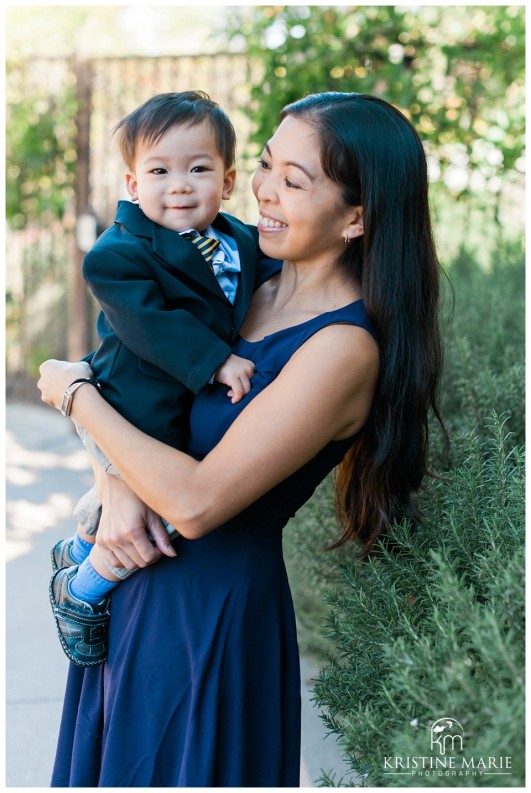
313 417 524 786
438 240 525 454
284 240 525 786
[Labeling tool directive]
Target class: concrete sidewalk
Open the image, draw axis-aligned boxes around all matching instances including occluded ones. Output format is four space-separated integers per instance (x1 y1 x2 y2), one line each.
5 400 352 788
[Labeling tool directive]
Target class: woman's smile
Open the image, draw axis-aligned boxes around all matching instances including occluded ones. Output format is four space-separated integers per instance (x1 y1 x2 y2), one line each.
258 212 288 230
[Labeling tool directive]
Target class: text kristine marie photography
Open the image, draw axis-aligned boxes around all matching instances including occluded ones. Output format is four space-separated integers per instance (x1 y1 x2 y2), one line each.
382 718 513 781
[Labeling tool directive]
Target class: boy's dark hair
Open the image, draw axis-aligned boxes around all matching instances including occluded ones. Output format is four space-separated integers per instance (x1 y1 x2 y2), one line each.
113 91 236 170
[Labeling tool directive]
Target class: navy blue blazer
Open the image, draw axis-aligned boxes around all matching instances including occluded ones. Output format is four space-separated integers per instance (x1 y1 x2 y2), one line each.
84 201 258 450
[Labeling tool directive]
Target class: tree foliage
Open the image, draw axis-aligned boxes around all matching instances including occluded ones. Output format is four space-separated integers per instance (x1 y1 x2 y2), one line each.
6 6 525 231
226 5 525 204
6 65 77 229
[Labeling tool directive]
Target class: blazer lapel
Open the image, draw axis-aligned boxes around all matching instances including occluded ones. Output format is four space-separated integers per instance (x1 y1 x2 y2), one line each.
151 224 227 299
215 214 257 335
115 202 256 311
115 201 226 299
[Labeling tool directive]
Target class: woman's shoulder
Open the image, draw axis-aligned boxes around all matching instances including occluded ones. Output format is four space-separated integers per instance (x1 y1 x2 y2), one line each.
295 319 379 370
291 299 378 348
260 319 379 444
337 299 377 341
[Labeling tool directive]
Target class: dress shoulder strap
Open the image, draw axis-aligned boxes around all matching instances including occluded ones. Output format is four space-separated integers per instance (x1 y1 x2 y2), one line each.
293 301 378 345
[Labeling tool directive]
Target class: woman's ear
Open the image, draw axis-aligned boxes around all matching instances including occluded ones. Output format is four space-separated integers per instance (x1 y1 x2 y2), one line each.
125 172 139 202
343 206 364 242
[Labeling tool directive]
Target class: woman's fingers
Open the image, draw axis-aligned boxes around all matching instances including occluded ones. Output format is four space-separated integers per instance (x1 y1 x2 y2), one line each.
126 526 163 566
147 515 178 557
100 523 162 569
96 475 168 567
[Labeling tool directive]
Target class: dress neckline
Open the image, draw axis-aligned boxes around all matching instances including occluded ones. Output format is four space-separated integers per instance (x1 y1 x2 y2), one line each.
238 298 364 345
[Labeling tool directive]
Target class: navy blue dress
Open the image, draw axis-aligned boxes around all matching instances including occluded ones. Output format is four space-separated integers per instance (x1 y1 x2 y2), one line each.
51 268 376 787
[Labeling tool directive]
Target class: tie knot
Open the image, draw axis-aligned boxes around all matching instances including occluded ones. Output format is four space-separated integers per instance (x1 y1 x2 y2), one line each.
184 233 221 264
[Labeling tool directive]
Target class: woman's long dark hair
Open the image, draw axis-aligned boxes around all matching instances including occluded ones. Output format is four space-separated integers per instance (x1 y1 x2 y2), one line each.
281 92 445 553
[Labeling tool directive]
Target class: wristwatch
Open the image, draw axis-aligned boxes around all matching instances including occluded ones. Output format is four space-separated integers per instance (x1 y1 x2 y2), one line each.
60 378 101 417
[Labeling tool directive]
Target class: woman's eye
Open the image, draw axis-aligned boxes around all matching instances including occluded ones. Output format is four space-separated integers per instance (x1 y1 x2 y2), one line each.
285 178 301 189
257 158 271 170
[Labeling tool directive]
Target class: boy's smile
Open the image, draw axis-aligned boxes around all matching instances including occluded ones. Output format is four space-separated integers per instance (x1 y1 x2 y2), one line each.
125 121 236 233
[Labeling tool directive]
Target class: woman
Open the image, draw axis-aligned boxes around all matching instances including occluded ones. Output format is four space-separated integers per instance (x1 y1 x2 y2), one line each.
38 92 443 787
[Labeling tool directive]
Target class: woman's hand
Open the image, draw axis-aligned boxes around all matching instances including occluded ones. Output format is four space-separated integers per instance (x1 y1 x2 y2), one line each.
37 359 93 410
95 470 177 572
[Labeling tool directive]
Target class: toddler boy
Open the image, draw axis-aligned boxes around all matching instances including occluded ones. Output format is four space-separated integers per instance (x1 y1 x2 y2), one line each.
49 91 261 667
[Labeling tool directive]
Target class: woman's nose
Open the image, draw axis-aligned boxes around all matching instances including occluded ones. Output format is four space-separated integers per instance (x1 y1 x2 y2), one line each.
252 172 276 203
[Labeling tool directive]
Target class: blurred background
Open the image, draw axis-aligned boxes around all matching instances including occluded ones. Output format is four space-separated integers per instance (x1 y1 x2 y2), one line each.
5 5 526 786
6 3 525 396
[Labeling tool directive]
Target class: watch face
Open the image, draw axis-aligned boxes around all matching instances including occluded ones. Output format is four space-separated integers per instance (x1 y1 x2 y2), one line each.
60 378 99 416
60 391 73 416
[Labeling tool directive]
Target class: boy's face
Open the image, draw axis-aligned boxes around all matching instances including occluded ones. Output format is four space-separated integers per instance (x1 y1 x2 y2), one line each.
125 121 236 233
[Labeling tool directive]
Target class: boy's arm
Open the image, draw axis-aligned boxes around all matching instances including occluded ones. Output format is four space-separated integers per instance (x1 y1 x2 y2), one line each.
84 246 233 394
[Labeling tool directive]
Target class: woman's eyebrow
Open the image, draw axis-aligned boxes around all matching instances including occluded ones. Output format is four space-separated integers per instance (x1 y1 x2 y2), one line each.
264 142 316 182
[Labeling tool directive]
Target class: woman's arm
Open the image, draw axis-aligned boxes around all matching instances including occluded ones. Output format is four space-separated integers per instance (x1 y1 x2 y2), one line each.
39 323 378 542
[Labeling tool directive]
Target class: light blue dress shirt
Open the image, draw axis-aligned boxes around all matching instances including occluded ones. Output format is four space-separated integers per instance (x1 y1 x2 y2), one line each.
179 226 240 305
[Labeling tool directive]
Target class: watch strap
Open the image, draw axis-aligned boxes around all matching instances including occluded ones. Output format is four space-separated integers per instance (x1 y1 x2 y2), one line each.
60 377 101 417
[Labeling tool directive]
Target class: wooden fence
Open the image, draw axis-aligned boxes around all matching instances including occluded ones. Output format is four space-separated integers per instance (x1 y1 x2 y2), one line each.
6 53 257 394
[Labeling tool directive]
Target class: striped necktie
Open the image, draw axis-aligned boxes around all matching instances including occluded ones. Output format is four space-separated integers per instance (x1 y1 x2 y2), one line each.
184 232 221 265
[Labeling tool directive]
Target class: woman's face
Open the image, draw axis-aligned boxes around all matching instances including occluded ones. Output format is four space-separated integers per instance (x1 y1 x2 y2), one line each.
252 115 360 265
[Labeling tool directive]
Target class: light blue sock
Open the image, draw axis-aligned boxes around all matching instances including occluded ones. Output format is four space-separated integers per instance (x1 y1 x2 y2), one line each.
71 533 93 564
69 559 117 604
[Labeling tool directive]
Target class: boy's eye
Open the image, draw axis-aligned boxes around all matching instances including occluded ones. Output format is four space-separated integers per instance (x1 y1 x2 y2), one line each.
150 168 167 175
191 166 210 173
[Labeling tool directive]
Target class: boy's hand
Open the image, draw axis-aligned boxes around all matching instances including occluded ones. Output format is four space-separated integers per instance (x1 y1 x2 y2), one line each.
214 354 255 404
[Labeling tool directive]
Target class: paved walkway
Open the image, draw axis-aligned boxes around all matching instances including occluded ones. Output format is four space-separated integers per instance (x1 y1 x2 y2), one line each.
5 400 353 788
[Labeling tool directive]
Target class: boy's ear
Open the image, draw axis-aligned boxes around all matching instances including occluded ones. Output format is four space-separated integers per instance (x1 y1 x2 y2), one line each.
125 172 139 201
343 206 364 242
222 167 237 201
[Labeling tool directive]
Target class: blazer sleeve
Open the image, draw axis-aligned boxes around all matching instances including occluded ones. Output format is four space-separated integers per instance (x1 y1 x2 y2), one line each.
83 245 233 394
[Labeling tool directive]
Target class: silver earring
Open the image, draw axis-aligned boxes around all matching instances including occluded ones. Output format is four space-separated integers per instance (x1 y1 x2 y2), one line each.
344 236 351 245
